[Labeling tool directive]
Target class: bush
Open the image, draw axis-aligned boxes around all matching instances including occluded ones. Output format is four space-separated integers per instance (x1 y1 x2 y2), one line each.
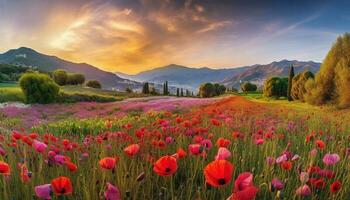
240 82 257 93
53 69 68 86
199 83 226 98
291 71 314 101
263 77 288 98
67 73 85 85
305 33 350 108
86 80 102 89
56 92 118 103
19 73 59 104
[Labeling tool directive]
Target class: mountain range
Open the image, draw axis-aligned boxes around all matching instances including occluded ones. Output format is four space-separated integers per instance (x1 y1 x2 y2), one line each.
0 47 321 92
0 47 141 90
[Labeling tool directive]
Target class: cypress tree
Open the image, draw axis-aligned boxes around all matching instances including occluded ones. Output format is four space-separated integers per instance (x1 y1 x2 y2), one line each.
180 88 184 97
142 82 149 94
176 88 180 97
287 65 294 101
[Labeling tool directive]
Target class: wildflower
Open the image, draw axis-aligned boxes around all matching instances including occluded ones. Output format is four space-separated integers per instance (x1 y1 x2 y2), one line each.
176 148 187 158
330 181 341 193
99 157 118 170
189 144 202 155
215 147 231 160
276 154 287 164
201 139 213 150
33 140 47 153
216 137 231 148
271 178 284 191
266 157 275 166
51 176 73 195
228 172 258 200
254 139 264 145
309 178 326 189
299 172 309 183
204 160 234 187
124 144 140 157
315 140 325 149
281 161 293 170
35 184 52 199
323 153 340 166
296 184 311 196
65 161 78 172
104 182 121 200
0 161 10 175
153 156 178 176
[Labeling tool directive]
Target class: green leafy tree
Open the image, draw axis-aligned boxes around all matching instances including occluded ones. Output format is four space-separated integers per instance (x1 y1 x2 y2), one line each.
86 80 102 89
53 69 68 86
142 82 150 94
291 71 314 101
240 82 257 94
305 33 350 108
67 73 85 85
263 77 288 98
287 65 295 101
19 73 59 104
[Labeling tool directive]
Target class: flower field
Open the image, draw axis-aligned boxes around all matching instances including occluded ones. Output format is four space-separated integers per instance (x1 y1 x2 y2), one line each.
0 96 349 199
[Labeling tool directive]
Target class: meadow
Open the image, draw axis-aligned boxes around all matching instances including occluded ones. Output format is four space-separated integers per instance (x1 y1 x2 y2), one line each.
0 95 349 199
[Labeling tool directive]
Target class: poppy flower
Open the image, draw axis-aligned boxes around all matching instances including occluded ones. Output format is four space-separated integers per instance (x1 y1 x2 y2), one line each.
189 144 202 155
65 161 78 172
216 137 231 148
280 161 293 170
176 148 187 158
35 184 52 199
315 140 325 149
215 147 231 160
330 181 341 193
18 163 31 183
33 140 47 153
99 157 118 170
296 184 311 196
271 178 284 191
309 178 326 189
0 161 10 175
322 153 340 166
275 154 287 164
153 156 178 176
124 144 140 157
51 176 73 195
104 182 121 200
204 160 234 187
228 172 258 200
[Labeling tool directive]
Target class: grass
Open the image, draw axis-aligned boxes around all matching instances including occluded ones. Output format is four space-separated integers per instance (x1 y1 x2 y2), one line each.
0 83 25 102
0 97 349 199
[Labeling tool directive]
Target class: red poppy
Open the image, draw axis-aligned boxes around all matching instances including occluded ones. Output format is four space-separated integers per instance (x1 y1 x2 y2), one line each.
177 148 187 158
51 176 73 195
99 157 118 170
330 181 341 193
211 118 221 126
309 178 326 189
124 144 140 157
153 155 178 176
315 140 325 149
204 160 234 187
0 161 10 175
65 161 78 172
280 161 293 170
216 137 231 148
229 172 259 200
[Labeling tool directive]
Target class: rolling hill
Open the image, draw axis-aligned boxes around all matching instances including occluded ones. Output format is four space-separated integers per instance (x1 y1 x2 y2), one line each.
0 47 141 90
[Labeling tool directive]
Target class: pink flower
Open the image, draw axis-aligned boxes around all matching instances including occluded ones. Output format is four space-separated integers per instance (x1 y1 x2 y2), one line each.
228 172 258 200
291 154 300 161
33 140 47 153
310 149 317 157
54 155 66 165
266 157 275 166
188 144 202 155
276 154 287 164
215 147 231 160
254 139 264 145
299 172 309 183
165 136 173 143
0 146 6 156
35 184 52 199
271 178 284 190
323 153 340 166
200 139 213 150
104 182 121 200
296 184 311 196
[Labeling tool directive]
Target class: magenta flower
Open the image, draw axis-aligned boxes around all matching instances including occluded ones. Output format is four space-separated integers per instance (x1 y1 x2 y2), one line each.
310 148 317 157
54 155 66 165
33 140 47 153
215 147 231 160
299 172 309 183
200 139 213 150
266 157 275 166
271 178 284 190
104 182 121 200
296 184 311 196
276 154 287 164
254 139 264 145
323 153 340 166
35 184 52 199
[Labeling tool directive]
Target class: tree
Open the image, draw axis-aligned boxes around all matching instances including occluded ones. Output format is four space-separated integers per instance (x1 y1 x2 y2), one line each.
305 33 350 108
67 73 85 85
86 80 102 89
176 88 180 97
19 73 59 104
199 83 214 97
125 87 133 93
163 81 169 95
180 88 184 97
263 77 288 98
240 82 257 94
291 71 314 101
142 82 150 94
53 69 68 86
287 65 295 101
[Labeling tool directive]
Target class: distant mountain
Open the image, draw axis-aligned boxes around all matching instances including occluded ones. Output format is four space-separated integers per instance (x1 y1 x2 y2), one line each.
116 64 249 90
220 60 320 89
0 47 141 90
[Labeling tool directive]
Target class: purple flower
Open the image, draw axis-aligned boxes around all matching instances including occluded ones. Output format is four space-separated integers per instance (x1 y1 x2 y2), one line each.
271 178 284 190
266 157 275 166
323 153 340 166
104 182 121 200
35 184 52 199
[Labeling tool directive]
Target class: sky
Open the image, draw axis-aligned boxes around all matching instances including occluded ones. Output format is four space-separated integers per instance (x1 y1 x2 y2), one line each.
0 0 350 74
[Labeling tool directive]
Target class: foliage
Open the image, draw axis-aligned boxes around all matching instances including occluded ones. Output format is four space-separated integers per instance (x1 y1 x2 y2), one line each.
125 87 133 93
291 71 314 101
52 69 68 86
19 73 59 104
0 87 25 102
199 83 226 98
287 65 295 101
263 77 288 98
305 33 350 108
57 92 118 103
86 80 102 89
240 82 257 93
0 64 34 82
66 73 85 85
142 82 150 94
163 81 169 95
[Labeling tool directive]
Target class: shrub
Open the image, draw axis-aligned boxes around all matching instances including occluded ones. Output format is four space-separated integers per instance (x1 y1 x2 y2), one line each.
67 73 85 85
291 71 314 101
199 83 225 98
56 92 118 103
240 82 257 93
263 77 288 98
305 33 350 108
19 73 59 104
53 69 68 86
86 80 102 89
